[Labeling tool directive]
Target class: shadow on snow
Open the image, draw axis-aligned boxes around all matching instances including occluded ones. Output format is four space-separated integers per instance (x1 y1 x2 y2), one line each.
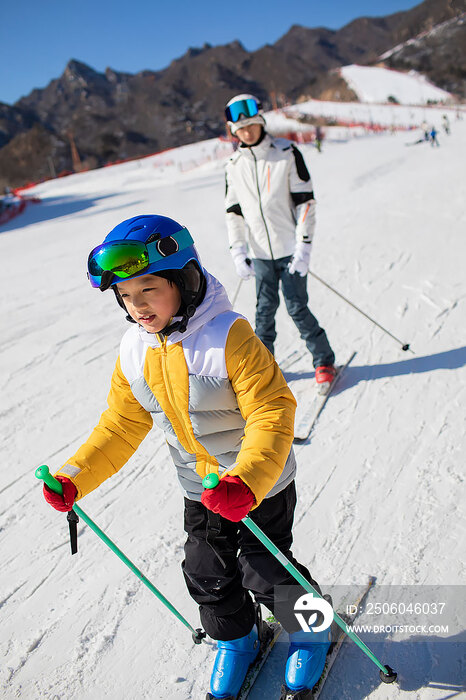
0 192 144 233
284 347 466 391
323 629 466 700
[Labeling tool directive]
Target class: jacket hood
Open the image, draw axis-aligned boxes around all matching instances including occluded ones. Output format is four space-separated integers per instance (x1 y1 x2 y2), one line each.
136 269 233 347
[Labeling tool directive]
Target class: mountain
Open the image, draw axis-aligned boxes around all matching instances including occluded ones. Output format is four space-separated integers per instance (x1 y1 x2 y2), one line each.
382 13 466 97
0 0 464 189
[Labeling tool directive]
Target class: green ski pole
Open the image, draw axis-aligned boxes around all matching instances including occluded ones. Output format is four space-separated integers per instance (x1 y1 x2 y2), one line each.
36 465 205 644
202 473 397 684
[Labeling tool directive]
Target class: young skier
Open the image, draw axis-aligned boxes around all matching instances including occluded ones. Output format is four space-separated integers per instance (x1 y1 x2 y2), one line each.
41 214 331 698
430 125 440 147
224 94 336 393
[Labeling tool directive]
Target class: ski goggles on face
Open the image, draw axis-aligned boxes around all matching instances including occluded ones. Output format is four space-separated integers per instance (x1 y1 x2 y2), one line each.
87 227 194 288
225 98 260 123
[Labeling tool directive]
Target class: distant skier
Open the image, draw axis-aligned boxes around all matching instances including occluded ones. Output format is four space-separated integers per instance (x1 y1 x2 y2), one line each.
315 125 323 152
442 114 450 135
421 120 429 141
41 215 332 699
224 94 336 391
430 126 440 147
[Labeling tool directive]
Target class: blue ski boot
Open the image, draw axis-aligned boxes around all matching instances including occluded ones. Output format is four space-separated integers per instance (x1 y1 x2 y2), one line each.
284 625 332 694
208 624 260 699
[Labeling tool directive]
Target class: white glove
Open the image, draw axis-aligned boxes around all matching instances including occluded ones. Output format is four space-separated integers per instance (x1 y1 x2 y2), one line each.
288 240 311 276
231 245 255 280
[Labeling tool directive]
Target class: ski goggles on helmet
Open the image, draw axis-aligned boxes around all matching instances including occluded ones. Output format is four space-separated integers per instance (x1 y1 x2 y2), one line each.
87 227 194 288
225 98 260 123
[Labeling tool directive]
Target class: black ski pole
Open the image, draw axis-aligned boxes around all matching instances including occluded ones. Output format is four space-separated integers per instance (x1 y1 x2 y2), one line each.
309 271 413 353
231 258 253 307
231 277 243 306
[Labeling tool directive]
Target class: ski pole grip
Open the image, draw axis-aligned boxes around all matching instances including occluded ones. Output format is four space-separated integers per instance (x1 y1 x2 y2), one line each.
202 473 220 490
35 465 63 495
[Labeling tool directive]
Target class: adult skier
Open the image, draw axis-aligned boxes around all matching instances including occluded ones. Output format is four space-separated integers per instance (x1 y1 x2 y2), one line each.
41 215 332 698
315 125 324 153
421 120 429 141
224 94 336 391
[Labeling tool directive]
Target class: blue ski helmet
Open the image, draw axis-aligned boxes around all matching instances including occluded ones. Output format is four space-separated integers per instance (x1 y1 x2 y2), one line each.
88 214 200 290
87 215 206 334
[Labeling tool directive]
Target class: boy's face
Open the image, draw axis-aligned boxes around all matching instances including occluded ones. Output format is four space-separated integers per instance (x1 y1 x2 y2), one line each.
116 274 181 334
235 123 263 145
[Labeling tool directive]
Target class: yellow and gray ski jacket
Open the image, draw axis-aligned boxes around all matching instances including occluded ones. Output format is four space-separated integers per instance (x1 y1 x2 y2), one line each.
56 271 297 506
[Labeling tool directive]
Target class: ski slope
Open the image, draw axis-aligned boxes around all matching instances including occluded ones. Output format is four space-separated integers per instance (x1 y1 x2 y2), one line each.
270 100 458 134
339 65 452 106
265 64 458 137
1 114 465 699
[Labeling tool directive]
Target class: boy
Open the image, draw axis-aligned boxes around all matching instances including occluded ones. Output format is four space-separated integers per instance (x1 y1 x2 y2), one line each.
224 94 336 392
42 214 331 698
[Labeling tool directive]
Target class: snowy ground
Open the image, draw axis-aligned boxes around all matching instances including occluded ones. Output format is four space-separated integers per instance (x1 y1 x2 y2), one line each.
1 115 465 699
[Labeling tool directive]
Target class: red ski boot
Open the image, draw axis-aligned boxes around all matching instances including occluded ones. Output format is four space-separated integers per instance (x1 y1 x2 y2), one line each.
315 365 336 396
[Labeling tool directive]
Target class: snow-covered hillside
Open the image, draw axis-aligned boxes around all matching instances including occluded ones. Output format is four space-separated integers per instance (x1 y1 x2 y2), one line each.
265 64 459 138
339 65 452 105
1 111 465 699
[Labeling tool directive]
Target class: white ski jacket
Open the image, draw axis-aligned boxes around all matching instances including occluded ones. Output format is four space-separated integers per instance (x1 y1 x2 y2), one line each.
225 133 316 260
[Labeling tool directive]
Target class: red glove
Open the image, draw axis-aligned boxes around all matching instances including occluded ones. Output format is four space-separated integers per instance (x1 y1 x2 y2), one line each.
43 475 77 512
201 475 255 522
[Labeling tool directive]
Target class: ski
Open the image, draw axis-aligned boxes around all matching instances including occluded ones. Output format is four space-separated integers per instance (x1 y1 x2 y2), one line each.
279 577 376 699
293 351 356 441
278 348 307 373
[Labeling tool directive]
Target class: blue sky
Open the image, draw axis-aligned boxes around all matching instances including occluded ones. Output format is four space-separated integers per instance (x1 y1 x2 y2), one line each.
1 0 421 106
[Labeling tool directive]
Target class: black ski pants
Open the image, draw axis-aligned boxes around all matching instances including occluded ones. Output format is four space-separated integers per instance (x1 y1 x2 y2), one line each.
182 481 321 640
